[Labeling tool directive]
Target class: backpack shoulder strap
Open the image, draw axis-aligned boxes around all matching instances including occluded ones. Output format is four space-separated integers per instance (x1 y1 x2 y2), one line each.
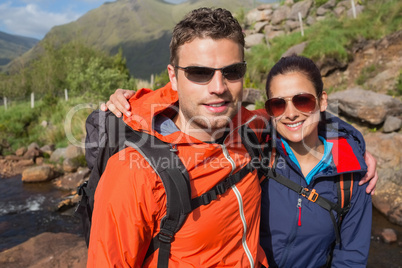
124 126 191 268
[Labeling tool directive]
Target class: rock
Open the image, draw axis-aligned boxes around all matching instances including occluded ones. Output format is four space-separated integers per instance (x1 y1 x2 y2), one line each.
245 33 265 48
49 148 67 163
333 6 346 17
27 142 40 151
53 167 90 191
271 5 291 25
285 20 301 32
15 147 27 157
383 116 402 133
347 4 365 18
320 0 337 9
40 144 55 156
0 232 87 268
316 6 330 16
254 21 269 33
367 69 398 92
22 166 56 183
381 228 398 244
281 42 308 58
316 57 348 77
63 158 79 173
287 0 313 21
365 132 402 225
65 145 84 159
23 147 42 160
328 88 402 125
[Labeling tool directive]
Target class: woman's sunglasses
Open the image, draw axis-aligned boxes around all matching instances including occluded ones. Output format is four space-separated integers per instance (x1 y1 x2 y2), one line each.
174 62 247 83
265 93 318 117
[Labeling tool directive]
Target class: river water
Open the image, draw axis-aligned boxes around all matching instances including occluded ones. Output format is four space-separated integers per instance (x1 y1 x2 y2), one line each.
0 175 401 267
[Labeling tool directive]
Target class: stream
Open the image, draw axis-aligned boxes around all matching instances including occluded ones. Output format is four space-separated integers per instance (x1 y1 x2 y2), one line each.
0 175 401 267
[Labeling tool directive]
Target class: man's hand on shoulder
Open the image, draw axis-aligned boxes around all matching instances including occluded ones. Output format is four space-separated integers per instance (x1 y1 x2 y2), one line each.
100 89 135 118
360 151 378 195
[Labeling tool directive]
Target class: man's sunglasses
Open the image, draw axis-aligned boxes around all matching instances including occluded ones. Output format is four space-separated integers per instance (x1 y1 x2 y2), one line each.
174 62 247 83
265 93 318 117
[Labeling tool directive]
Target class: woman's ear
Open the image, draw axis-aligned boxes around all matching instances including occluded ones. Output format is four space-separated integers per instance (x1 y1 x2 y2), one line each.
168 64 178 91
319 91 328 112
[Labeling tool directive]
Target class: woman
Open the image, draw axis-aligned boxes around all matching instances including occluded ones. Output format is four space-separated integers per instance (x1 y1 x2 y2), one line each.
260 55 371 267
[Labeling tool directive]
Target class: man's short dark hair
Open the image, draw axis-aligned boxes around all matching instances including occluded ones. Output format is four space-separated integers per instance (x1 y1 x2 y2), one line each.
169 7 245 66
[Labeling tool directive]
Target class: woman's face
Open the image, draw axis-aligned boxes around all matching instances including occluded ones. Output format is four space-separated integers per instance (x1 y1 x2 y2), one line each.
268 72 327 146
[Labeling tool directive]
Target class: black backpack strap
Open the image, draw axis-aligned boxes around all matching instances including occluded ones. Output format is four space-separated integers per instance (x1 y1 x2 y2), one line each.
190 163 254 209
238 125 271 181
124 127 191 268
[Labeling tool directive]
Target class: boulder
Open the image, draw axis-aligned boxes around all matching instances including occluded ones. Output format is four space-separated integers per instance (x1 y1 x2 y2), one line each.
27 142 40 151
271 5 291 25
15 147 27 157
0 232 87 268
22 166 56 183
53 167 90 191
381 228 398 244
65 145 84 159
383 116 402 133
40 144 55 156
245 33 265 48
365 132 402 225
49 148 67 163
287 0 313 21
281 42 307 57
63 158 79 173
328 88 402 125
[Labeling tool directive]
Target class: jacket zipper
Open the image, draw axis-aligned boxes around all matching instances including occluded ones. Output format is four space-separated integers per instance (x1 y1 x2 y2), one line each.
297 197 302 226
221 143 254 268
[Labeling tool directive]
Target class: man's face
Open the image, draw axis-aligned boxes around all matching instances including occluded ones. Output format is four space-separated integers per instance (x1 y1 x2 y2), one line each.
168 37 244 141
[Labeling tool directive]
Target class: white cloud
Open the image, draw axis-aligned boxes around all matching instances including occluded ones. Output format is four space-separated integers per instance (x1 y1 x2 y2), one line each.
0 1 80 39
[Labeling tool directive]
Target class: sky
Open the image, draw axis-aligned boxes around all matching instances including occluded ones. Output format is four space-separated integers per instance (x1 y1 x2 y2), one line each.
0 0 275 40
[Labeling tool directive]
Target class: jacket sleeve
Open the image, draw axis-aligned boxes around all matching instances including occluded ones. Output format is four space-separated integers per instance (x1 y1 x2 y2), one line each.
87 149 163 267
331 174 372 267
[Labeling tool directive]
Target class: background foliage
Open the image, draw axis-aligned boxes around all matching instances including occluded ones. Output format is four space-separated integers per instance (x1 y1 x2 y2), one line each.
0 0 400 153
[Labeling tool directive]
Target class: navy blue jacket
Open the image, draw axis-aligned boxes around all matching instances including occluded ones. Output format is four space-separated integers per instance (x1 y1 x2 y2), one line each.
260 114 372 268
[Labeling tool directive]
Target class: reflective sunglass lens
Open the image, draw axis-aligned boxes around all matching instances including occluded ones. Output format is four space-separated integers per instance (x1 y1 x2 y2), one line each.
267 98 286 117
292 94 317 113
223 63 247 80
185 67 214 83
177 62 246 83
266 93 317 117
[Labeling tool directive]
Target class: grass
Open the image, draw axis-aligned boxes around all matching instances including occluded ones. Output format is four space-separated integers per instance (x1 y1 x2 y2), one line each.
245 0 402 90
0 96 95 154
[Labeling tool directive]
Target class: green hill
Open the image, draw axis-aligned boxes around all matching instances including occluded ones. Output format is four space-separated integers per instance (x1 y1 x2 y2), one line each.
9 0 258 79
0 31 39 71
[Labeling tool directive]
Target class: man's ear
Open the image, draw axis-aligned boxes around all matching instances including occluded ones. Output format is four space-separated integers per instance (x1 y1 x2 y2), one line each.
168 64 178 91
320 91 328 112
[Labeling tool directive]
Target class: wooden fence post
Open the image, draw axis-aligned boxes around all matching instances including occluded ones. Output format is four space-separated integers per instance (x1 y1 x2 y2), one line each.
3 97 7 111
31 92 34 108
351 0 357 19
298 12 304 37
65 88 69 101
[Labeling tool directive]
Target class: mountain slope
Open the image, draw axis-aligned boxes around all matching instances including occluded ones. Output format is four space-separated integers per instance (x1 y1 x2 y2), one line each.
0 31 39 70
10 0 257 79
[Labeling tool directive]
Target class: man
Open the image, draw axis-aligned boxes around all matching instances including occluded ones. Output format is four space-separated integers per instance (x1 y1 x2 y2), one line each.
90 7 378 268
88 7 269 267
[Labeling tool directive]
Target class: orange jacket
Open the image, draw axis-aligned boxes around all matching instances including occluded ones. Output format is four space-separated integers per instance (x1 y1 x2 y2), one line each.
87 83 268 267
